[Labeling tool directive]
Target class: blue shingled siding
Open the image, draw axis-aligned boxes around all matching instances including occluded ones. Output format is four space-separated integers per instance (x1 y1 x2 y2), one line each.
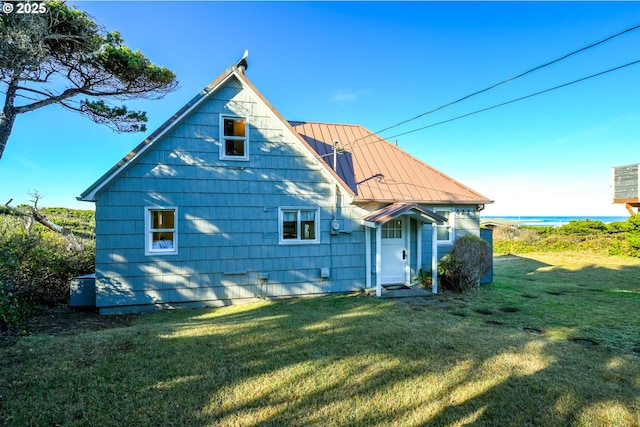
94 77 367 313
92 76 487 313
419 210 482 273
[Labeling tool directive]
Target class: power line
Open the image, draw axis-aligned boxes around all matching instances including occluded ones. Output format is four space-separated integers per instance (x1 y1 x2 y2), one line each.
383 58 640 140
320 58 640 198
373 23 640 136
315 23 640 160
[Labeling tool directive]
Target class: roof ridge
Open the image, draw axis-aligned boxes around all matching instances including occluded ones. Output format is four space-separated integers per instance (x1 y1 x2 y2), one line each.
289 120 363 127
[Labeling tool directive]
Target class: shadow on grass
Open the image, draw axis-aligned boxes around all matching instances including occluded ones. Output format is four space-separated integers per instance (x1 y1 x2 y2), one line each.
2 254 639 425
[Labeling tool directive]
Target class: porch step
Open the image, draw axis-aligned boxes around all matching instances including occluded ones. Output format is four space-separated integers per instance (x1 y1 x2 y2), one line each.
364 286 432 298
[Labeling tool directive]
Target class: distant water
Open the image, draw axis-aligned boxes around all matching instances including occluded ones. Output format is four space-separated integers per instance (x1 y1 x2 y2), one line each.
484 216 629 227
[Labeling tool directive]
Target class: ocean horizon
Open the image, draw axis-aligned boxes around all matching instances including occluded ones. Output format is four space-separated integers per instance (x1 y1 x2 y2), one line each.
482 216 629 227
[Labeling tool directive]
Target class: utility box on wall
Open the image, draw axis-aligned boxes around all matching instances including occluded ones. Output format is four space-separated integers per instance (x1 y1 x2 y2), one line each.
69 273 96 307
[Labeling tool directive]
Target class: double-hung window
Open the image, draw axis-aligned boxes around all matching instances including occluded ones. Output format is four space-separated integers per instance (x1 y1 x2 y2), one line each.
145 207 178 255
279 208 319 244
434 209 453 245
220 115 248 160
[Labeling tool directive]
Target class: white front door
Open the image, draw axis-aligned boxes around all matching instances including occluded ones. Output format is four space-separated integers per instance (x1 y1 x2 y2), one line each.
380 219 407 284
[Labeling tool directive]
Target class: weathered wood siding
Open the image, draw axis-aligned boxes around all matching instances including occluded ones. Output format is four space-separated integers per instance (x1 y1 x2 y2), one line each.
95 77 367 313
613 164 639 200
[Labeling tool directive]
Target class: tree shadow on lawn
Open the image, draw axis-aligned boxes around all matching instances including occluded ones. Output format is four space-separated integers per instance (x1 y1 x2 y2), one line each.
490 254 640 352
5 286 638 426
2 253 639 425
148 297 640 426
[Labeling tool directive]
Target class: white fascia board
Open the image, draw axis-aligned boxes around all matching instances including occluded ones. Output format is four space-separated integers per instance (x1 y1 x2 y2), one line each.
237 78 354 202
79 70 239 202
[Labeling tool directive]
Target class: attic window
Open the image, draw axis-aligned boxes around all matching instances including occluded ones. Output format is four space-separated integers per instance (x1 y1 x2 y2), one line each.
220 116 248 160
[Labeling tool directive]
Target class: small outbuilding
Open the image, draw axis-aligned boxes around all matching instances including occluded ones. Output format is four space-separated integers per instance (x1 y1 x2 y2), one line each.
613 163 640 215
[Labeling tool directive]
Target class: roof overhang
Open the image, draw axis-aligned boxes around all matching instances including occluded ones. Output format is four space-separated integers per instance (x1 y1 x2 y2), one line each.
78 64 355 203
78 67 241 202
362 202 448 228
235 74 355 201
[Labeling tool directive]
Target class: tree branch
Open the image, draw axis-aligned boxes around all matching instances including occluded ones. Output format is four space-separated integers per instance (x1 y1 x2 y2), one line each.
4 194 84 252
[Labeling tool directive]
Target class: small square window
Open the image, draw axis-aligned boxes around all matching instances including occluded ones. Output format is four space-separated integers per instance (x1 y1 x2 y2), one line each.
382 219 402 239
145 207 178 255
220 116 248 160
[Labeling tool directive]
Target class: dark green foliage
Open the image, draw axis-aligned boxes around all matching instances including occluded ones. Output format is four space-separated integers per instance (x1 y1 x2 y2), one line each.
0 0 178 158
0 282 34 333
439 235 492 293
415 269 432 288
555 219 607 235
0 209 94 332
608 214 640 234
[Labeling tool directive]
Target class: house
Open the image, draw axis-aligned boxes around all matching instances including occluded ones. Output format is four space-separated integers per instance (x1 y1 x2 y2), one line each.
78 56 493 315
612 163 640 215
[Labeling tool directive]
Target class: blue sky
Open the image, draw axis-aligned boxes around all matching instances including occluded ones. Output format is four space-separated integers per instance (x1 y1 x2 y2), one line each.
2 1 640 216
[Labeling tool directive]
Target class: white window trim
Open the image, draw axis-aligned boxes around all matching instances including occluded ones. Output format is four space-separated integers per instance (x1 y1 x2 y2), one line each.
145 206 178 256
219 115 249 161
278 207 321 245
434 208 454 245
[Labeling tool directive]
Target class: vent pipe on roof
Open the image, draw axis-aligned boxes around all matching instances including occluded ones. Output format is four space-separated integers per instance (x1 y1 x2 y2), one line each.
236 49 249 73
333 140 339 172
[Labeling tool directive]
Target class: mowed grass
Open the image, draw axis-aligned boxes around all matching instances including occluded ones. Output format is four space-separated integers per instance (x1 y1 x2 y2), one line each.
1 252 639 426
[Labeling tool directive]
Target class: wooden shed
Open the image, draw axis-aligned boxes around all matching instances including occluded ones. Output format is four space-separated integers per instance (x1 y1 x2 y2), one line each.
613 164 640 214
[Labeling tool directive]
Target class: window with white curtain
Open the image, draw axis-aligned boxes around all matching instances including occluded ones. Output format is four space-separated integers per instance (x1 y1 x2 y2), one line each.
145 207 178 255
279 208 319 244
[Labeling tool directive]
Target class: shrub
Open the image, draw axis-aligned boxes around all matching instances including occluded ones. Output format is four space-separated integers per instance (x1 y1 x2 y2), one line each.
415 269 432 288
492 226 540 244
625 233 640 258
555 219 607 236
0 281 34 333
492 215 640 258
0 213 95 301
439 235 492 293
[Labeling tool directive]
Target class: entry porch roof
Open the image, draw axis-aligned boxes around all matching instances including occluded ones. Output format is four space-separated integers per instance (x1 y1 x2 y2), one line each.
362 202 447 228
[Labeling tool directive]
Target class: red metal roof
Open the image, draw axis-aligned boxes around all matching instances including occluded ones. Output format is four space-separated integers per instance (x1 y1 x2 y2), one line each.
79 59 491 206
289 121 491 204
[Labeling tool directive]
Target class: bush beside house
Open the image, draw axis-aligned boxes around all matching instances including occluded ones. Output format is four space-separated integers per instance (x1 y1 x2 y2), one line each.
0 209 95 332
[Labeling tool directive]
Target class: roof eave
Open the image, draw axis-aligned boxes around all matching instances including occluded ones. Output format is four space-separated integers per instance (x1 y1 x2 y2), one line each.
234 74 355 199
355 197 494 205
78 66 242 202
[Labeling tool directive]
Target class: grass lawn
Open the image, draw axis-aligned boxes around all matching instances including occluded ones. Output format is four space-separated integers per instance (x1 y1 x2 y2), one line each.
1 252 639 426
